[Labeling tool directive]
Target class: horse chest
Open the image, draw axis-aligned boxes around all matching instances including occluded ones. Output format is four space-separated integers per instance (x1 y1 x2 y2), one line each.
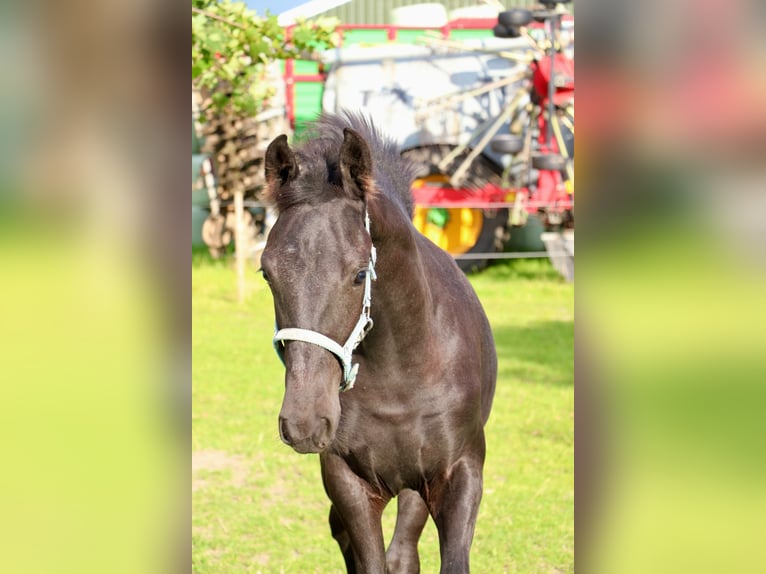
334 399 474 494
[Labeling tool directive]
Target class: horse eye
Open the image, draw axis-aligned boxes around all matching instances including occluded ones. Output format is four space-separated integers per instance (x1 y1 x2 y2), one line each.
261 269 270 283
354 270 367 285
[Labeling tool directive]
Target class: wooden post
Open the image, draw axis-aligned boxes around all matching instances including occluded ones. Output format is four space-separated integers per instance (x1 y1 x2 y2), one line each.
234 190 247 303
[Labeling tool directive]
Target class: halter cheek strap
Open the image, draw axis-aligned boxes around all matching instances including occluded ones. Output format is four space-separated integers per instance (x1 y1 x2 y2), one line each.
272 208 377 392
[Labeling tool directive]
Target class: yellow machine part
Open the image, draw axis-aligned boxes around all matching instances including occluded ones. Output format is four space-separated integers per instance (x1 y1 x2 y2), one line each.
411 175 484 255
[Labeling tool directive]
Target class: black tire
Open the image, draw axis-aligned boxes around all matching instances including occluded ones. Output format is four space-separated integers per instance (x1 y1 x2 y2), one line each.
402 145 508 273
498 9 533 28
491 135 524 155
532 153 567 171
493 23 520 38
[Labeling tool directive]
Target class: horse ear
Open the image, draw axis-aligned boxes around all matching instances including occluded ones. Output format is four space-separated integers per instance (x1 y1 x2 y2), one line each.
264 134 299 188
339 128 374 199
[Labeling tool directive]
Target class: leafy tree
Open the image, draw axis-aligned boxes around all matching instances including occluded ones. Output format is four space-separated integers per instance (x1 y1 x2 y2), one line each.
192 0 338 115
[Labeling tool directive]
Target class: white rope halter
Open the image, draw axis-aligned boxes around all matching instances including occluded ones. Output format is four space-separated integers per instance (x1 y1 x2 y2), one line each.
273 208 377 392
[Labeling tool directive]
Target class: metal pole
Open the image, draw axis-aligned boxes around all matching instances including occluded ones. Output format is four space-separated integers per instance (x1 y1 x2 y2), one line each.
546 14 558 145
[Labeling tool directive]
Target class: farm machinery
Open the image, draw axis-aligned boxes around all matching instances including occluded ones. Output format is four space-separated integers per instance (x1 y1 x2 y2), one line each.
308 2 573 273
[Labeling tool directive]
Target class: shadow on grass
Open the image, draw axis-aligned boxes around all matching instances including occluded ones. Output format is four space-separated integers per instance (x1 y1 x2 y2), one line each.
492 320 574 386
479 257 564 282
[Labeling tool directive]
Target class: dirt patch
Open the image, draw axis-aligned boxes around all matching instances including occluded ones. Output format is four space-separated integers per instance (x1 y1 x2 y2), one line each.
192 449 250 492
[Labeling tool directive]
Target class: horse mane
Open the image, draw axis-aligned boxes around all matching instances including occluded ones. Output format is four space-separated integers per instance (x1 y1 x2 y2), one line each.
267 111 417 217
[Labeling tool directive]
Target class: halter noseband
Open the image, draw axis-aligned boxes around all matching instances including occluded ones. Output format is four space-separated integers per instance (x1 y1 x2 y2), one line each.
272 208 377 392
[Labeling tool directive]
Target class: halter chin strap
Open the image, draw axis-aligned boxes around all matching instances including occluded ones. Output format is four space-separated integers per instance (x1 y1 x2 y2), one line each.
272 208 377 392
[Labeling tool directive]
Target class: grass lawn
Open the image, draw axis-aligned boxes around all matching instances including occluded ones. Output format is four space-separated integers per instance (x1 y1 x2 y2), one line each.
192 254 573 573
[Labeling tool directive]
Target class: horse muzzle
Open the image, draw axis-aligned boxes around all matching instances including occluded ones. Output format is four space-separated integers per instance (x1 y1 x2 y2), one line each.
278 413 335 454
277 344 342 453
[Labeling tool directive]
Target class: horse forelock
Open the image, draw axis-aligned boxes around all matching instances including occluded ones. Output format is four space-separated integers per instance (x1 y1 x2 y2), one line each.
266 112 417 217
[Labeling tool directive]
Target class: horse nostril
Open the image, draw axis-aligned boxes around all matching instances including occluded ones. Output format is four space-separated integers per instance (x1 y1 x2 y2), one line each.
278 417 291 444
315 417 334 448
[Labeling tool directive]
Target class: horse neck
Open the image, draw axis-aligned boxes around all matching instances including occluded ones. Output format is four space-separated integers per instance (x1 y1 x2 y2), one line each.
365 195 434 357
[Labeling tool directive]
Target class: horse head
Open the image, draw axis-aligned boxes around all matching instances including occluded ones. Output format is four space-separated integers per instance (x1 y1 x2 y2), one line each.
261 128 377 453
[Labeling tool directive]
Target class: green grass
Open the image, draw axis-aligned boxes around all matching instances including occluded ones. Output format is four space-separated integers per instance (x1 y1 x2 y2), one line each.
193 256 573 573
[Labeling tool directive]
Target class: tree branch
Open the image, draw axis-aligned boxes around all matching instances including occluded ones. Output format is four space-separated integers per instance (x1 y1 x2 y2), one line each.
192 7 246 30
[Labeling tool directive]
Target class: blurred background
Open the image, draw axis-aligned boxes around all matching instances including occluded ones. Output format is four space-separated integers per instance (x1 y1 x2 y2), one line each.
576 0 766 572
0 1 185 573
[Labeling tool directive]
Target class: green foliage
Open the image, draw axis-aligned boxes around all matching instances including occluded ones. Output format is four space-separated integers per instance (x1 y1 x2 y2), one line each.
192 0 338 116
192 258 573 572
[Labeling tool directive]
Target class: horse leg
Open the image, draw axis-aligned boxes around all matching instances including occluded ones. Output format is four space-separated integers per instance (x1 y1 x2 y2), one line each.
386 489 429 573
321 452 389 574
426 455 485 574
329 504 356 574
